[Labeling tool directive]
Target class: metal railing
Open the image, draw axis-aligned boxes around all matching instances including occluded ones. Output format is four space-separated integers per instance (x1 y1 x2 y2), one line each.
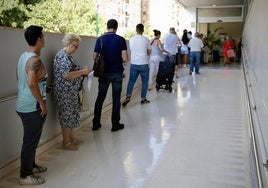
242 49 264 188
0 95 17 103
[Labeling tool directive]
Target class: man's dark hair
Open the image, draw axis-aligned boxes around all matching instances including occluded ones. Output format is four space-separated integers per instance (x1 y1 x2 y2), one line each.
107 19 118 30
136 23 144 33
24 25 43 46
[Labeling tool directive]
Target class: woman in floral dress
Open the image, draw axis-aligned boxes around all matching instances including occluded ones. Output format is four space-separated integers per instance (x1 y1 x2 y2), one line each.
53 33 90 151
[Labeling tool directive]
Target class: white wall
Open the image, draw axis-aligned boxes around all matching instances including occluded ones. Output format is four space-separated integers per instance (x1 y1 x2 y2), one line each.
179 7 196 34
150 0 183 36
242 0 268 186
0 27 132 175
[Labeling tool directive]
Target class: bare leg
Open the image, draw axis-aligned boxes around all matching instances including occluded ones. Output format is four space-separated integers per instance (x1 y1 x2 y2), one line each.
174 65 179 78
223 57 228 65
182 54 188 67
62 127 71 144
70 128 75 141
61 127 79 150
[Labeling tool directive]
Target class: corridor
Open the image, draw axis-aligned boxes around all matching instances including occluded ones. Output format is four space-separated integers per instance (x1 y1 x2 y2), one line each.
0 65 252 188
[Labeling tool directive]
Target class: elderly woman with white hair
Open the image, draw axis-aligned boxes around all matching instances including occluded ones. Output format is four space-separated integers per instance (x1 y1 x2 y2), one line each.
53 33 90 151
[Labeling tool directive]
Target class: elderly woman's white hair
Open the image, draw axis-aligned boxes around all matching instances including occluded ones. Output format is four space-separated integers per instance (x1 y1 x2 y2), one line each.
62 33 81 46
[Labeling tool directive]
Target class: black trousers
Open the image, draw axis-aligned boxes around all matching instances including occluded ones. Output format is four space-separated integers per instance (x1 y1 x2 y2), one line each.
17 110 46 178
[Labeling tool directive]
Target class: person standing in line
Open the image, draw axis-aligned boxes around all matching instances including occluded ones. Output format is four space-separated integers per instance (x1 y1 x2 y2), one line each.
187 31 193 40
202 37 210 64
186 31 193 66
122 23 151 107
223 36 235 65
54 33 90 151
199 33 205 64
148 29 171 90
188 32 204 75
16 25 47 185
180 29 190 68
92 19 128 132
163 27 181 78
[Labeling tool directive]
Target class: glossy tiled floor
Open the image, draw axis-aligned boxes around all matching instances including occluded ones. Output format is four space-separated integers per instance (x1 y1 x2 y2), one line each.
0 65 253 188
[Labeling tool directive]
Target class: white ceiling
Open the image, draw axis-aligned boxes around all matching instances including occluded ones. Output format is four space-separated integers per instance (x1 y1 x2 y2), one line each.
177 0 245 23
178 0 244 8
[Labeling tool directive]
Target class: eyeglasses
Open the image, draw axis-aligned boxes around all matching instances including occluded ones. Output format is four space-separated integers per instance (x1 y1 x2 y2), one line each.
71 43 79 49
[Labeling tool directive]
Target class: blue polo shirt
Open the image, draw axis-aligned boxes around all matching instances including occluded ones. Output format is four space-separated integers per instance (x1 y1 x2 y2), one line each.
94 32 127 73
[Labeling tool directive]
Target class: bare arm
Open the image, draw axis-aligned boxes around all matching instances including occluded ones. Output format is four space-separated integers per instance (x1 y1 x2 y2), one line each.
158 42 170 54
157 40 171 55
26 57 47 117
93 52 98 61
147 49 152 56
63 69 90 80
122 50 128 63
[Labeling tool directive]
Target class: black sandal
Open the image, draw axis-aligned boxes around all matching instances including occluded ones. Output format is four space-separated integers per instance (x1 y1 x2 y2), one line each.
141 99 150 104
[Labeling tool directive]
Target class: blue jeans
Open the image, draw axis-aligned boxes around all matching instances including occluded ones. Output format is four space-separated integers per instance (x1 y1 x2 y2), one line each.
126 64 149 100
163 54 176 64
17 110 46 178
93 73 123 126
189 51 201 73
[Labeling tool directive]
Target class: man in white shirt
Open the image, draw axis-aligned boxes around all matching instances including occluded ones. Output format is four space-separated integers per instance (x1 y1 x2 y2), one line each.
188 32 204 75
122 23 152 107
163 27 181 77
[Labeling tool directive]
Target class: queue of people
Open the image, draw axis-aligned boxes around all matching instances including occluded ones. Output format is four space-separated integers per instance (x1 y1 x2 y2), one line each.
16 19 240 186
15 20 129 186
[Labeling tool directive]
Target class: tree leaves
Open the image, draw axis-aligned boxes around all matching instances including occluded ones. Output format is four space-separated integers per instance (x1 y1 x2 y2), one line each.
24 0 106 36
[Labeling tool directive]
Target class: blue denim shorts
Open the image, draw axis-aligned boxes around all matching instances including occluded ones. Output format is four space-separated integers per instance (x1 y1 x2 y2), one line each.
180 45 189 54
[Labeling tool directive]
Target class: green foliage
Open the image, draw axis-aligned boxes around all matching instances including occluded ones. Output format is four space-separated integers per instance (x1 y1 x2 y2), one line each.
0 0 42 27
207 27 223 50
1 1 23 27
143 24 152 39
24 0 106 36
123 31 136 40
123 23 152 40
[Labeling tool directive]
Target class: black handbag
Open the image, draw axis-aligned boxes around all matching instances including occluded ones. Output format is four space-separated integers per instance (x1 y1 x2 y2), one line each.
93 37 105 77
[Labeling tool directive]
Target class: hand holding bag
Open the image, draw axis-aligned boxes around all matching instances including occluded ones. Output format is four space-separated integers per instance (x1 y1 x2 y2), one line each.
78 77 89 112
227 49 235 58
79 85 89 112
93 37 105 77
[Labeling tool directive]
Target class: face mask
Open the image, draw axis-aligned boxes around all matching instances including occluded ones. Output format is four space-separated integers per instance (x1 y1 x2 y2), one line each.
187 34 192 39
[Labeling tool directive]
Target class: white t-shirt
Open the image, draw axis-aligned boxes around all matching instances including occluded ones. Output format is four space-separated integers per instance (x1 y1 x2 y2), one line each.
188 37 204 52
129 34 151 65
163 33 180 55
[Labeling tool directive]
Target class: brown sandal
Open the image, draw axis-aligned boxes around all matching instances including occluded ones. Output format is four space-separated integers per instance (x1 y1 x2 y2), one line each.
71 139 84 145
62 142 79 151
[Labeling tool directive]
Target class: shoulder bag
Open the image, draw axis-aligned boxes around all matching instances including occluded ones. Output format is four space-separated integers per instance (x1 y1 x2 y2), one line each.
93 36 106 77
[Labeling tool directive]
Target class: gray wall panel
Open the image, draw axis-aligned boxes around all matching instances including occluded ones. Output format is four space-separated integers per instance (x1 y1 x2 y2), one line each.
0 27 132 170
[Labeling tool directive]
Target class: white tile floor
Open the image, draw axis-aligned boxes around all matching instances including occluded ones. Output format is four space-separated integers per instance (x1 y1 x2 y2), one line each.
0 65 253 188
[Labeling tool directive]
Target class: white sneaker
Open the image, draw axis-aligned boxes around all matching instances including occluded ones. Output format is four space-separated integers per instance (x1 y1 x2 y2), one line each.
183 64 187 68
19 175 45 185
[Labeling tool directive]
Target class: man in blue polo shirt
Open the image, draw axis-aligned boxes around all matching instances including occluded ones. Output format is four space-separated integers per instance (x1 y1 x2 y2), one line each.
92 19 128 132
